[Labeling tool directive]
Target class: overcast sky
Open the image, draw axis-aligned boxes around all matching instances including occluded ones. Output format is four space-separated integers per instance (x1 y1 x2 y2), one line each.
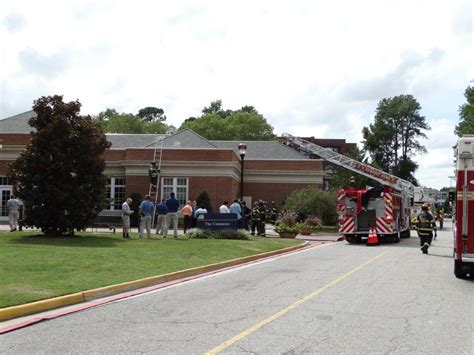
1 0 472 189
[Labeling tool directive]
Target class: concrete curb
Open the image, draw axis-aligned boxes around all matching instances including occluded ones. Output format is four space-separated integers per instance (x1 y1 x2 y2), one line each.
0 241 308 322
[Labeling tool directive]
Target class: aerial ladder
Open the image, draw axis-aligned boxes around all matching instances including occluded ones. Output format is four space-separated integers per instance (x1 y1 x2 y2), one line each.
281 133 415 243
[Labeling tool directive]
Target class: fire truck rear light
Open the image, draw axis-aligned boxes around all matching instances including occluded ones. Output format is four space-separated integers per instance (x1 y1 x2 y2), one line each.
386 217 393 222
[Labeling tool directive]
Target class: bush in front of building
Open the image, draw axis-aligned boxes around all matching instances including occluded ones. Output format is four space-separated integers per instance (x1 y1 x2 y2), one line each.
283 187 338 226
196 191 213 213
186 228 250 240
8 95 111 236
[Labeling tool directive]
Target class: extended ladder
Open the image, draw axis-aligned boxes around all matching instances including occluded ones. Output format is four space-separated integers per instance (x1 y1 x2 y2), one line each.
281 133 415 194
148 137 164 228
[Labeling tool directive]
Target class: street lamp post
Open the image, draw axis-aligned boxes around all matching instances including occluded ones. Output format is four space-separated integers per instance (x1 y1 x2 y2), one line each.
238 142 247 201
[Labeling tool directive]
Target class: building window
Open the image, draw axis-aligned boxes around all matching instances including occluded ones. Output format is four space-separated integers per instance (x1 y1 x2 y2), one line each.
162 177 188 206
0 176 12 217
106 177 126 210
0 176 12 186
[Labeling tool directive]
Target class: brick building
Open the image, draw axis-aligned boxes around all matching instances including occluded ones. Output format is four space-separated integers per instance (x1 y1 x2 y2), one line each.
0 111 326 220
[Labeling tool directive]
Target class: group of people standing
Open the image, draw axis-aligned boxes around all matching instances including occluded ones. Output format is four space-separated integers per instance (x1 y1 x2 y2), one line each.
218 199 278 237
121 194 279 240
121 193 206 239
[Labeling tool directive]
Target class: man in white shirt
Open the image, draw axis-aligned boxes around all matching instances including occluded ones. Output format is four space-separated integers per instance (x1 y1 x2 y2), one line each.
121 198 133 239
219 201 230 213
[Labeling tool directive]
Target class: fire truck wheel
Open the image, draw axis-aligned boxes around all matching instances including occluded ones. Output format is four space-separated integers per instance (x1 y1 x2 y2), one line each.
454 260 468 279
345 234 362 244
346 234 355 244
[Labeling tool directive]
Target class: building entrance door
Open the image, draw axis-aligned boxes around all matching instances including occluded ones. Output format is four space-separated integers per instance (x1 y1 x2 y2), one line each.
0 188 12 220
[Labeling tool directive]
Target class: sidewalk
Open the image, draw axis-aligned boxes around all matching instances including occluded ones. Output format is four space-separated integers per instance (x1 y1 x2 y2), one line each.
264 224 344 242
0 222 344 241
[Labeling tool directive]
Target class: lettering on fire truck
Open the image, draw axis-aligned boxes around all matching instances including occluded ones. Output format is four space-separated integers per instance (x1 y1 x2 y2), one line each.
354 163 398 184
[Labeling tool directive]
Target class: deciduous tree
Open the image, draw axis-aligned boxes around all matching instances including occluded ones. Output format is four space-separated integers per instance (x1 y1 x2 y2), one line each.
95 109 168 134
179 101 275 140
8 95 111 236
455 86 474 137
137 106 166 122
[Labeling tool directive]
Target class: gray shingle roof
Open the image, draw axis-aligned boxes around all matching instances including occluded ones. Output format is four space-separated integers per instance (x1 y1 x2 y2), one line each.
0 110 35 133
211 140 310 160
160 129 217 149
107 134 168 149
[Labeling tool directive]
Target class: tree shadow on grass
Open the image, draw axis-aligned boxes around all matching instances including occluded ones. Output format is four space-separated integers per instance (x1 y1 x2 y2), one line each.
10 234 121 248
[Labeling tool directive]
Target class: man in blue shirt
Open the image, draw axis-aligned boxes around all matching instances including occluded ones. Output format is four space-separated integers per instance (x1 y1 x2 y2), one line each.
155 199 167 235
163 192 180 238
139 195 155 239
229 199 243 228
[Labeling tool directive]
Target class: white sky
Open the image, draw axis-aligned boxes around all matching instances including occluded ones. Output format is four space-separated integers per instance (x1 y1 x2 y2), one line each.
1 0 472 189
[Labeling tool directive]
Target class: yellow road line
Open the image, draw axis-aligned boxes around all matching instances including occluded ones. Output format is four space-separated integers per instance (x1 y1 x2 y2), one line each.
205 251 387 355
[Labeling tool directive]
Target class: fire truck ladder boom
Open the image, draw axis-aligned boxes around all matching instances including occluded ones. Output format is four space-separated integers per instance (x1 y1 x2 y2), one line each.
282 133 415 194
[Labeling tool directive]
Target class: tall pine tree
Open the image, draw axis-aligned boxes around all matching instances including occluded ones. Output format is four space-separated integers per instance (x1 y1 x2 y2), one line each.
362 95 430 185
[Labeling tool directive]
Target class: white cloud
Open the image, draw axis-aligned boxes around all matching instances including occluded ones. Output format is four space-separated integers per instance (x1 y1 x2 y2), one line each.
0 0 472 190
414 119 458 189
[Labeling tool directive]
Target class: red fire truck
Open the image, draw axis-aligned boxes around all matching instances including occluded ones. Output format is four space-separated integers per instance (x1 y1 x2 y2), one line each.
454 136 474 278
282 133 414 244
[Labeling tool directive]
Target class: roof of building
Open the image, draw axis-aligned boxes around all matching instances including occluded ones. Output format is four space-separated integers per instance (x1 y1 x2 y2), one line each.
157 129 217 149
0 111 313 160
0 110 36 133
211 140 307 160
107 134 168 149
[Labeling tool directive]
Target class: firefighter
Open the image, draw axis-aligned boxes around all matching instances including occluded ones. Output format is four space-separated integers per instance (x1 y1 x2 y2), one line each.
148 162 159 188
268 201 278 225
437 207 444 230
416 204 436 254
258 200 267 236
250 202 261 236
349 175 356 186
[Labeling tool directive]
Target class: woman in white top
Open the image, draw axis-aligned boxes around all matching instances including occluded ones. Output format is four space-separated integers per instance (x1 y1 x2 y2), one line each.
219 201 230 213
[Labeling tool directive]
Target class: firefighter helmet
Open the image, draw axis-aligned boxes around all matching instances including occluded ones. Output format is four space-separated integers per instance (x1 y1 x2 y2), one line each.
421 204 429 211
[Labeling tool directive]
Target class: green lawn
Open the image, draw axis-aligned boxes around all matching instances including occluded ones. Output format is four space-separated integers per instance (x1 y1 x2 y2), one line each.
0 231 302 308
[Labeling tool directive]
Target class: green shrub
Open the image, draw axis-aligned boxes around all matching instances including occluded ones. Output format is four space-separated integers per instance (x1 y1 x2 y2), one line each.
196 191 213 213
274 222 301 234
187 228 250 240
283 187 338 225
274 212 301 234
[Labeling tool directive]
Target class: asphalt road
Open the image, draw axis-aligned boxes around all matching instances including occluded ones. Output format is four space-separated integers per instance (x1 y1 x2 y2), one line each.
1 220 473 354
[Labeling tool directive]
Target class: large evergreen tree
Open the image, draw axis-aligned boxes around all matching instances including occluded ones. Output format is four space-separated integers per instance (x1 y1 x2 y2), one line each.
8 95 111 236
362 95 430 184
455 85 474 136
